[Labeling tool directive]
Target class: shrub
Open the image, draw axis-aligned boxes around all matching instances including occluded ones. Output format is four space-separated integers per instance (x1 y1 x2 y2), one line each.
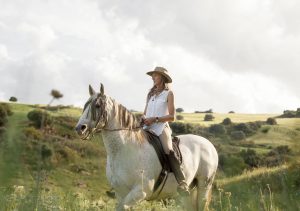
204 114 214 121
23 127 43 140
209 124 226 135
176 115 184 120
219 154 247 176
234 123 254 135
27 109 53 128
0 103 12 127
169 122 186 134
41 144 52 160
266 117 277 125
0 107 8 126
230 131 246 140
271 145 291 155
240 149 261 167
222 118 232 125
0 127 7 134
261 126 270 133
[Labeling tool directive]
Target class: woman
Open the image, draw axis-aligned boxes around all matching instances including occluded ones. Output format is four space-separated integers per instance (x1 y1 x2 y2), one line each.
142 66 190 196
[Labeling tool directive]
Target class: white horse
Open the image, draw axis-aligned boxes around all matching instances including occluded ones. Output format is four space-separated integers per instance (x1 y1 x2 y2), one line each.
75 84 218 211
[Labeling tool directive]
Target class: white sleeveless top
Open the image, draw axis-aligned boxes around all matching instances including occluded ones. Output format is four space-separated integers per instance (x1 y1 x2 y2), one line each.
143 90 170 136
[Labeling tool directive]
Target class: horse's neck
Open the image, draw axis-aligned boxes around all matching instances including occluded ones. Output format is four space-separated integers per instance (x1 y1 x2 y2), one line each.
101 97 142 157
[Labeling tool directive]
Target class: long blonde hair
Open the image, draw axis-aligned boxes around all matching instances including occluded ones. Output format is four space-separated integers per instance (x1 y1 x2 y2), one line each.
147 75 171 101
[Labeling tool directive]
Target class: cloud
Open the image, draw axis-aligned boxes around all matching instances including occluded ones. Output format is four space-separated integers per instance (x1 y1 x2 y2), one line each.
0 0 299 113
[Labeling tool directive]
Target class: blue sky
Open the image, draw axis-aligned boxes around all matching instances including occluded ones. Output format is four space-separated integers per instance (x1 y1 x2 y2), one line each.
0 0 299 113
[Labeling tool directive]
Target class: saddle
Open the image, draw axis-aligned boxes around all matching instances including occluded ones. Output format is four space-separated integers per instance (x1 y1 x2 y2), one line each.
144 130 183 195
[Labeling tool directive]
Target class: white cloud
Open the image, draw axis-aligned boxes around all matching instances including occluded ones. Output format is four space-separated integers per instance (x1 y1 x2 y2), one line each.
0 0 299 113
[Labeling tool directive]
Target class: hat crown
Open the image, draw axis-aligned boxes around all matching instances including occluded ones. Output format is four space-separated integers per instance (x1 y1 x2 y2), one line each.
146 66 172 83
154 66 168 73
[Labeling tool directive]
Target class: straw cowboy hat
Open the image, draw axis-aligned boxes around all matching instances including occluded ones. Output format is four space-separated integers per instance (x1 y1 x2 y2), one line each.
146 67 172 83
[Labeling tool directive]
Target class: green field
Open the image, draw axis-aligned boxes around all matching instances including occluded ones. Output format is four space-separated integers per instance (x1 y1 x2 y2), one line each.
0 102 299 210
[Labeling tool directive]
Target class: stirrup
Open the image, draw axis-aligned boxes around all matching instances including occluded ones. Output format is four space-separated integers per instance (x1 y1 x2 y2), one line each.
177 182 190 196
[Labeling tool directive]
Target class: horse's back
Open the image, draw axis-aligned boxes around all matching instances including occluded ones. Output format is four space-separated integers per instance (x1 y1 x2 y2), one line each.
177 134 218 179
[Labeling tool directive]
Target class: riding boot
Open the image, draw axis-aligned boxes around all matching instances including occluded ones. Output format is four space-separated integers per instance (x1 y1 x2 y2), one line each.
167 150 190 196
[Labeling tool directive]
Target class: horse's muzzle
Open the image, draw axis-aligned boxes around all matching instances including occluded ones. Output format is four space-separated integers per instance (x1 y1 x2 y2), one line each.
75 124 88 135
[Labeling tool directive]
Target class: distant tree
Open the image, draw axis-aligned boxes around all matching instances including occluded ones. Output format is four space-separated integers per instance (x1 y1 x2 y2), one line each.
176 108 184 113
9 96 17 102
204 114 214 121
49 89 63 105
228 111 235 114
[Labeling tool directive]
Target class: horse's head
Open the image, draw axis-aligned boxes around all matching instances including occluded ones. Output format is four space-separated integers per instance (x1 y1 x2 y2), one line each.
75 83 108 140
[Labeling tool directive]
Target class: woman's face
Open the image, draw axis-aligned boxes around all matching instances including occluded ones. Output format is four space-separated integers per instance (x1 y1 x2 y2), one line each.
152 73 163 86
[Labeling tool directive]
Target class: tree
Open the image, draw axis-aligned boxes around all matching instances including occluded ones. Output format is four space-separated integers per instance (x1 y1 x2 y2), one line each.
176 108 184 113
49 89 63 105
9 96 18 102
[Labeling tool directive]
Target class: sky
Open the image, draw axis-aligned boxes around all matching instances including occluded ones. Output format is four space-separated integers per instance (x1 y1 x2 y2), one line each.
0 0 299 113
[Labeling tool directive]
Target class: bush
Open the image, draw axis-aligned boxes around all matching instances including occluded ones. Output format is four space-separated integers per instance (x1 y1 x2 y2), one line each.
218 154 247 176
41 144 52 160
266 117 277 125
176 115 184 120
261 126 270 133
9 96 18 102
222 118 232 125
0 103 12 127
230 131 246 140
0 107 8 127
27 109 53 128
204 114 214 121
240 149 261 167
234 123 255 136
270 145 291 155
228 111 235 113
209 124 226 135
169 122 187 134
23 127 43 140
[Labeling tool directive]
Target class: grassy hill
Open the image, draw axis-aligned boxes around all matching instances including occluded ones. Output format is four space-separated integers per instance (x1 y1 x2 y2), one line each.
0 102 299 210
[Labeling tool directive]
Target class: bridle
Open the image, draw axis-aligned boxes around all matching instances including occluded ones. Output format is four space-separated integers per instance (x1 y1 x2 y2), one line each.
87 94 142 134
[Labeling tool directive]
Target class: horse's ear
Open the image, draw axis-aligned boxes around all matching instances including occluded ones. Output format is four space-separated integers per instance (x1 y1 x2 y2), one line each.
89 84 95 96
100 83 104 96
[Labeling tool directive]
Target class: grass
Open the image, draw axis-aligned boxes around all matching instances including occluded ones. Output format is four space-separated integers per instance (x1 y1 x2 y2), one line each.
179 112 278 126
1 102 300 210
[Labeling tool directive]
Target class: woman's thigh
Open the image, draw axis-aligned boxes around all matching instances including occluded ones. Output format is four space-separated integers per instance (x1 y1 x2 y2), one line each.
159 127 173 154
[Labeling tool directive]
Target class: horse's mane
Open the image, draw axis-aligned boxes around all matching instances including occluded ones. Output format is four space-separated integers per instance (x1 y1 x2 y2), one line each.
110 98 146 143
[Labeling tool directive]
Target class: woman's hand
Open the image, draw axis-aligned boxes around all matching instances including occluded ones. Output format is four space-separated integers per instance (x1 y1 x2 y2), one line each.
144 117 156 126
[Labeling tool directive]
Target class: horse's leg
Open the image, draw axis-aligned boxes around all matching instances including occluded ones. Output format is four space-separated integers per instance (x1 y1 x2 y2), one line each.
196 176 214 211
182 187 198 211
117 185 146 211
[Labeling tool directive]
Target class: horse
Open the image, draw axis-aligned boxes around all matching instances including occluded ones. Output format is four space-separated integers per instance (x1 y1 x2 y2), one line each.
75 84 218 211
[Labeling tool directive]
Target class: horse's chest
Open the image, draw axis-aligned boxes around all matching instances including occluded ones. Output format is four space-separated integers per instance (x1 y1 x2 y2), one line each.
106 153 139 188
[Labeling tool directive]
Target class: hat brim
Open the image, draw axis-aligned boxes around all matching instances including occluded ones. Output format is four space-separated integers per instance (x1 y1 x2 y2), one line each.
146 71 172 83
